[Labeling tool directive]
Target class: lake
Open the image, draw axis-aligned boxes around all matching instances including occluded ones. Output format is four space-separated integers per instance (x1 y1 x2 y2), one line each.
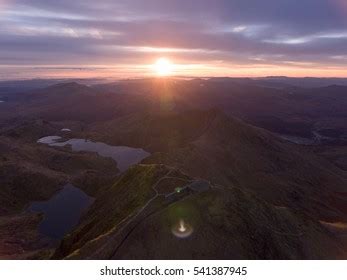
37 136 150 172
34 136 150 239
29 184 94 240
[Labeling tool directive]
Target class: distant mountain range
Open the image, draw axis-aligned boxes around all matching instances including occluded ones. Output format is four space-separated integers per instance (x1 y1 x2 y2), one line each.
0 78 346 259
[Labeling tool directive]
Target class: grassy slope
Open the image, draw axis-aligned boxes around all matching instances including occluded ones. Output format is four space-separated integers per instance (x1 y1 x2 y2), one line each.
54 164 346 259
112 187 345 259
53 164 174 258
91 109 347 221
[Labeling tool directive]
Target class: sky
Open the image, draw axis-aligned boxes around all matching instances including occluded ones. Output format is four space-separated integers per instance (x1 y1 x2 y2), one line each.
1 0 347 79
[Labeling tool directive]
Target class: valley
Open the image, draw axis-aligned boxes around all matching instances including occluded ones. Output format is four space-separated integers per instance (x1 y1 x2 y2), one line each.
0 77 347 259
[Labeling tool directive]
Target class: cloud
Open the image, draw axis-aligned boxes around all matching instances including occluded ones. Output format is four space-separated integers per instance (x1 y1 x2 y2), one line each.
0 0 347 77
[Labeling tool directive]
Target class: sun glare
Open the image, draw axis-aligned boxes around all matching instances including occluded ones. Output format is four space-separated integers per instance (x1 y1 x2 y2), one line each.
154 57 173 76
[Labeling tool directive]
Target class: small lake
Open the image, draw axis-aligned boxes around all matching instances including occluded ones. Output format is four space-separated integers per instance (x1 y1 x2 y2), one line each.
37 136 62 144
29 184 94 240
37 136 150 172
34 136 150 239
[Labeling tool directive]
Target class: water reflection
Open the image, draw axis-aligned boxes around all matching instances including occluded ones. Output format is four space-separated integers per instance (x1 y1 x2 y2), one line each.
37 135 62 144
37 136 150 172
29 184 94 240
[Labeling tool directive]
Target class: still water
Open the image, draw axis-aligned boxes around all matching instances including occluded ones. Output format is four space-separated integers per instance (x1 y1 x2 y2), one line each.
29 184 94 240
37 136 150 172
34 136 150 239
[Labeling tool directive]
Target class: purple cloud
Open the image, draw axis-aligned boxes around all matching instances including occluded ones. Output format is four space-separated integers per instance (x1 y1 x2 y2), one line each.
1 0 347 77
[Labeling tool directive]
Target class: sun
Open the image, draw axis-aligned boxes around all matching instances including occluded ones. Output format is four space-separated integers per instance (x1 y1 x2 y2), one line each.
154 57 173 76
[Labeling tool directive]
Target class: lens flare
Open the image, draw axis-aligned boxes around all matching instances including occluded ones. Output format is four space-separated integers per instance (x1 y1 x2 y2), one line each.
172 219 193 238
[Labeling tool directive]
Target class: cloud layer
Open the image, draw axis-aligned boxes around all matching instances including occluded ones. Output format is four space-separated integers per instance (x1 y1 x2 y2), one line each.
1 0 347 78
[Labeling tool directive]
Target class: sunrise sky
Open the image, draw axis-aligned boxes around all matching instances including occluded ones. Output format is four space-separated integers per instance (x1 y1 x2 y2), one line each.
1 0 347 80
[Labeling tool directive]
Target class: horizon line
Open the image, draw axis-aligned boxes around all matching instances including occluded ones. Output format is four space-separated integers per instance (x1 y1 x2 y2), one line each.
2 75 347 83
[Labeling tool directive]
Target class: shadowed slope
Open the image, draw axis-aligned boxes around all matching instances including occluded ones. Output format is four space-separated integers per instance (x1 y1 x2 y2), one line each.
54 164 346 260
